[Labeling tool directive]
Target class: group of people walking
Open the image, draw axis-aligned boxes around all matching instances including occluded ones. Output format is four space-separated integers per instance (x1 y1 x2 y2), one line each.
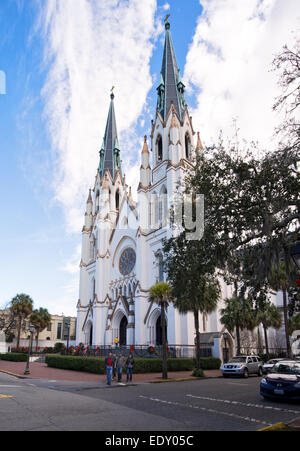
104 352 134 385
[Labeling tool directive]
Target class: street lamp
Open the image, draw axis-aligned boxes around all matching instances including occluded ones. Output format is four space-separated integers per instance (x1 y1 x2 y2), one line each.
223 332 229 363
66 323 70 355
24 324 34 375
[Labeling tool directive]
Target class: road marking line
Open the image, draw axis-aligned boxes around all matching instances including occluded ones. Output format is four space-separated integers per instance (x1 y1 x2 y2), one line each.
186 395 300 415
0 385 22 388
139 395 271 427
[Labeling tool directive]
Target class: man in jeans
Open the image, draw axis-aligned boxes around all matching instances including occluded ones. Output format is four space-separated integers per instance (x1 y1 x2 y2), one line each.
105 352 113 385
116 352 125 382
126 353 135 383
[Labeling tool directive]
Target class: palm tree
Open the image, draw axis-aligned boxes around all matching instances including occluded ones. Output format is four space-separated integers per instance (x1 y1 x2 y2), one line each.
10 294 33 349
289 314 300 334
268 262 292 357
149 282 172 380
174 274 220 371
30 308 51 352
256 301 282 359
220 297 256 356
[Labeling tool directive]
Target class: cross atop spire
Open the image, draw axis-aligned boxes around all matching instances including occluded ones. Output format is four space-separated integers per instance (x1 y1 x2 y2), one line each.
99 92 121 179
157 20 186 121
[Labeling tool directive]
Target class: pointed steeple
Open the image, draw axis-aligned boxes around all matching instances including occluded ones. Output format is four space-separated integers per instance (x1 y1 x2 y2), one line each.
99 92 121 179
157 20 186 121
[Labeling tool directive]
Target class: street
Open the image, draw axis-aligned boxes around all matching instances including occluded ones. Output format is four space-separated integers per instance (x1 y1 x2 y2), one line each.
0 372 299 431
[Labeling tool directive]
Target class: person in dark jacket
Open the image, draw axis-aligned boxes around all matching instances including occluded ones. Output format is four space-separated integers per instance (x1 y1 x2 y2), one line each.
112 354 117 381
126 353 135 383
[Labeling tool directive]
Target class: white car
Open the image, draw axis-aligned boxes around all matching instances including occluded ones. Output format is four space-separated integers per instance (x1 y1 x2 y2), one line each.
262 358 287 374
221 356 263 378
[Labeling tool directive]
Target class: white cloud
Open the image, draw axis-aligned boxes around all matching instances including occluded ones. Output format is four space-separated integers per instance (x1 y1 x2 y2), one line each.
184 0 300 149
38 0 158 233
60 244 81 275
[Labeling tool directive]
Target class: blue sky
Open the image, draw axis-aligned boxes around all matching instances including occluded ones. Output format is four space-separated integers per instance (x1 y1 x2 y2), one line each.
0 0 298 316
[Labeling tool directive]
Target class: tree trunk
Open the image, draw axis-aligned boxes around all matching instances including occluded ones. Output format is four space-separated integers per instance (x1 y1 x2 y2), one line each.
282 288 292 358
36 330 39 352
263 323 269 360
17 316 22 349
194 310 201 370
161 301 168 380
236 325 241 356
257 327 263 355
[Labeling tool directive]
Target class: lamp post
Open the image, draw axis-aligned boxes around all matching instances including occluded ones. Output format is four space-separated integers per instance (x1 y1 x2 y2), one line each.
24 324 34 375
66 323 70 355
223 332 228 363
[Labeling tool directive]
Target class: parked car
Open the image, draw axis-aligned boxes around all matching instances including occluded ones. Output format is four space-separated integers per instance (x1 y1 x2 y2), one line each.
221 356 263 378
260 360 300 401
262 358 287 374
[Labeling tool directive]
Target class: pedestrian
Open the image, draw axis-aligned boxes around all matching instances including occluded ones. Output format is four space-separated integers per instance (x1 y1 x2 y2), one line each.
112 353 117 380
126 353 135 383
105 352 113 385
116 352 125 382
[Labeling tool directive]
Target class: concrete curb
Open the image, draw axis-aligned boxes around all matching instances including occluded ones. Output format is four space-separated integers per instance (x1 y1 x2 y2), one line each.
258 422 287 431
0 369 24 379
150 376 211 383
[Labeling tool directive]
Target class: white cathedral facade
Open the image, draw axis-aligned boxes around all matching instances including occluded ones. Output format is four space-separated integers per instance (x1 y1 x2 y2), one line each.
76 21 287 360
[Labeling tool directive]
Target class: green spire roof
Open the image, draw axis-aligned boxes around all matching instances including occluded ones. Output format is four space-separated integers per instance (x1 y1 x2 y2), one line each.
157 21 186 121
99 93 121 179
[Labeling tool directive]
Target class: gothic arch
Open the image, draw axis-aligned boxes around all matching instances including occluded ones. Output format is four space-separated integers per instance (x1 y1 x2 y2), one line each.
111 309 128 346
112 235 136 268
147 308 168 346
185 132 191 160
115 189 120 210
159 185 168 225
156 134 163 163
85 320 93 346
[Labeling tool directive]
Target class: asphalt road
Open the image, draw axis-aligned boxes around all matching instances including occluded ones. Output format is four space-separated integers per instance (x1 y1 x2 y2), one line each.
0 371 300 431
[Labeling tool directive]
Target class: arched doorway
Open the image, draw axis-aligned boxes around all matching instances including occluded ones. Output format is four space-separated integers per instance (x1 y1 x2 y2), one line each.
119 316 128 346
89 324 93 346
156 315 167 346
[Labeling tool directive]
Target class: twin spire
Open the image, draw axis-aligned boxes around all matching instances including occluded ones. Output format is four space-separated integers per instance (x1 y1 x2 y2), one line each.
99 91 121 180
98 19 188 180
157 19 186 121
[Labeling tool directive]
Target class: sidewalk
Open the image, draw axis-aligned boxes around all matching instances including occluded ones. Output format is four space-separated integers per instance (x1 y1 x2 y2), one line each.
0 360 221 383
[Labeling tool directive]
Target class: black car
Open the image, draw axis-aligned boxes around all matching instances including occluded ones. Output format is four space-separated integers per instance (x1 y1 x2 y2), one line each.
260 360 300 401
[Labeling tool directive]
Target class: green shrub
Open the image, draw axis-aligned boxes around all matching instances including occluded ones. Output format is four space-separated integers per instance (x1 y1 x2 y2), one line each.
192 368 204 378
54 342 65 353
197 357 221 370
45 356 201 374
45 355 105 374
0 353 28 362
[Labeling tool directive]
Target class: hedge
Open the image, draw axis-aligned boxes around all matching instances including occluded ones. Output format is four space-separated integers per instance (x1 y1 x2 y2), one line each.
197 357 221 370
0 353 28 362
45 355 221 374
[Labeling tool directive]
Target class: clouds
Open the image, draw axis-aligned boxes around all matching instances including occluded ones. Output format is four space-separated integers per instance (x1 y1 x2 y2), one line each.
184 0 300 149
38 0 158 233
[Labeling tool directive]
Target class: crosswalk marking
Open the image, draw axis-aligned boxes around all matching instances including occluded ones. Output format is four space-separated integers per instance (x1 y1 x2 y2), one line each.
186 394 300 415
139 395 272 427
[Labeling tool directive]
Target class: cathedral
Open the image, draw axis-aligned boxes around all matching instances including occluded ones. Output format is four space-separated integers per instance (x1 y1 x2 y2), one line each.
76 20 234 358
